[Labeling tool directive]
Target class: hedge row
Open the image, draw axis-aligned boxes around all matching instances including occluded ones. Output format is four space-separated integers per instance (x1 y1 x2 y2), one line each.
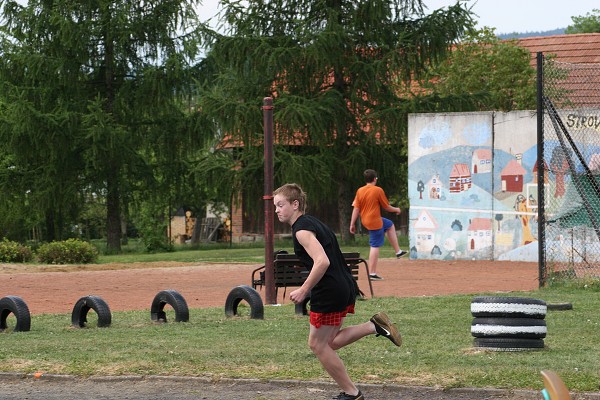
0 238 98 264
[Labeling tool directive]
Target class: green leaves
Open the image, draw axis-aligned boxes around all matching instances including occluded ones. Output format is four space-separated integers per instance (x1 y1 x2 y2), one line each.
197 1 476 235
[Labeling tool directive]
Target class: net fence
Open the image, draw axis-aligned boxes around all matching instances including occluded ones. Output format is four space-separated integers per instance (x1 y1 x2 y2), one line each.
541 56 600 283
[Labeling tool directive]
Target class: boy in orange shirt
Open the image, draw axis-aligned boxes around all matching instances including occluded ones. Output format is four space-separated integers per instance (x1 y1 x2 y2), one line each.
350 169 407 280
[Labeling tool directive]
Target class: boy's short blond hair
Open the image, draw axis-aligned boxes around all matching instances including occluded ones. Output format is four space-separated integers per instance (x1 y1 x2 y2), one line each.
273 183 307 213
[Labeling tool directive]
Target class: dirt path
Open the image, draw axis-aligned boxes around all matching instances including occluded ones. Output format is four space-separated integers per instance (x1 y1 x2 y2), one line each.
4 259 596 400
0 258 539 315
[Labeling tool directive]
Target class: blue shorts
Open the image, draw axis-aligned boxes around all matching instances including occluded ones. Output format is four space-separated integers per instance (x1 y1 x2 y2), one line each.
368 218 394 248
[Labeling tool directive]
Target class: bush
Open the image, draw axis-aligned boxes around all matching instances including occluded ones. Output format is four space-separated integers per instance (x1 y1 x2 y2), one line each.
36 239 99 264
0 238 33 263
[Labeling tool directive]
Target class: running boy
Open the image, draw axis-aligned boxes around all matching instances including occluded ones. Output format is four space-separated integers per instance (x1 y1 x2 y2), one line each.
350 169 407 280
273 183 402 400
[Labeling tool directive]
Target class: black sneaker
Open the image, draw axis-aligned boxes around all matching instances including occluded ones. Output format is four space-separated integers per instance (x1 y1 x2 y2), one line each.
368 274 383 281
371 312 402 346
333 391 364 400
396 250 408 258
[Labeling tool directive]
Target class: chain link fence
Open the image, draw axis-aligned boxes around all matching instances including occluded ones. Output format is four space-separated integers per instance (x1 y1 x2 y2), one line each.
541 55 600 283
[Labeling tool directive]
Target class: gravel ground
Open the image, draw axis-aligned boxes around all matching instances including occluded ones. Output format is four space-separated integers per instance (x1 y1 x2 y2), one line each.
3 373 600 400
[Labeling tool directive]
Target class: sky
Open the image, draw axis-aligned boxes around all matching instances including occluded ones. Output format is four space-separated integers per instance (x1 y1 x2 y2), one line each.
195 0 597 35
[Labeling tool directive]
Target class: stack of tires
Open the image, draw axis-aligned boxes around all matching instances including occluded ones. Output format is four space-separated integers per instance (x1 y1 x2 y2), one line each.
471 296 547 351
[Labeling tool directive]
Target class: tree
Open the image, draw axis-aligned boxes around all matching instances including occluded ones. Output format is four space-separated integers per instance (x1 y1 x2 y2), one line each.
549 146 572 198
417 180 425 200
566 9 600 34
196 0 474 241
0 0 209 251
495 213 503 231
422 28 537 112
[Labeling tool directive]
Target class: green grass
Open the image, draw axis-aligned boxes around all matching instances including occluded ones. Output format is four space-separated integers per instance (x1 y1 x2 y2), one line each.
96 235 401 264
0 286 598 393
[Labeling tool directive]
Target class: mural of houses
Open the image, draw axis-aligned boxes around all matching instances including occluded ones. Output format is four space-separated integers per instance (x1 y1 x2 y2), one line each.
471 149 492 174
414 210 438 253
428 174 442 199
449 163 471 193
532 159 549 183
500 159 527 192
467 218 493 251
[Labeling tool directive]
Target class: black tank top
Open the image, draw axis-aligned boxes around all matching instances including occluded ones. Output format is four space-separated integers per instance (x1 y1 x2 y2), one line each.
292 214 357 313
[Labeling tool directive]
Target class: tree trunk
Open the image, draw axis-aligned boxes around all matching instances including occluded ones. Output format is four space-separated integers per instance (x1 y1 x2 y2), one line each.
120 201 129 245
337 180 354 244
106 167 122 254
45 210 56 242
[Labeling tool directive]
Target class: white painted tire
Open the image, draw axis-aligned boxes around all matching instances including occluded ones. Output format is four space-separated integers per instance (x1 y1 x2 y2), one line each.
471 317 547 339
471 296 547 319
474 337 545 352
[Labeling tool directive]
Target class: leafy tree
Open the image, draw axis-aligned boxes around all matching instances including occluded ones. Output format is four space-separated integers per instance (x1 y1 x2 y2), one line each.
566 9 600 33
422 28 537 112
196 0 474 241
0 0 209 251
417 180 425 199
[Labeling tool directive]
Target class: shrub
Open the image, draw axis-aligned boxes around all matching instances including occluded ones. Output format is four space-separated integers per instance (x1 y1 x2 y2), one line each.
134 205 174 253
36 239 99 264
0 238 33 263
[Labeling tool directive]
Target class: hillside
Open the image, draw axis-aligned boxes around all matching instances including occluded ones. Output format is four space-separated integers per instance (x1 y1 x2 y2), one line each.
498 28 566 39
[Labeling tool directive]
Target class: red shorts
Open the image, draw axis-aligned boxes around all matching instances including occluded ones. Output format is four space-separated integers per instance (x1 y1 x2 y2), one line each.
309 304 355 328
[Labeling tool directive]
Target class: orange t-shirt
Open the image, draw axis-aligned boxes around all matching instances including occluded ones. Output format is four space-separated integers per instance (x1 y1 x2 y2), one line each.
352 185 390 230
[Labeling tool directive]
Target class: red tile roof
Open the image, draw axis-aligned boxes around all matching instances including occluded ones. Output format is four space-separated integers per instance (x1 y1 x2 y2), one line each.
516 33 600 108
517 33 600 64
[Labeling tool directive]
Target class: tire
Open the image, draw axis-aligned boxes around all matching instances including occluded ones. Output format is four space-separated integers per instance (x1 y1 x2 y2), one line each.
150 290 189 323
547 302 573 311
474 337 545 351
225 285 264 319
471 296 547 319
471 317 547 339
71 295 112 328
0 295 31 332
295 296 310 316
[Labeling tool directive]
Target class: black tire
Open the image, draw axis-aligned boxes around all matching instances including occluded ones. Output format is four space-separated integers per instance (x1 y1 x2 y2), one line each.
225 285 264 319
150 289 189 323
295 296 310 316
471 296 547 319
471 317 547 339
0 295 31 332
474 337 545 351
547 302 573 311
71 295 112 328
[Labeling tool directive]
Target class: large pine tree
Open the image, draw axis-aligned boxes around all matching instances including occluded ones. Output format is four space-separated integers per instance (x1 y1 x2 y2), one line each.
197 0 474 240
0 0 207 250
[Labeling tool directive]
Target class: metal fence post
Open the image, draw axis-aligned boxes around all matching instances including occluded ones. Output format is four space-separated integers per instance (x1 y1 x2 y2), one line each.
262 97 276 304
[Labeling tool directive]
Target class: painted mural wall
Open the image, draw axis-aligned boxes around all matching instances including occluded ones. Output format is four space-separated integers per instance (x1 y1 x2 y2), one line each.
408 111 539 262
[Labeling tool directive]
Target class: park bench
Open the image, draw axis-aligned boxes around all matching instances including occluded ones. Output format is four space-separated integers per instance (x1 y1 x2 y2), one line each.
251 251 374 300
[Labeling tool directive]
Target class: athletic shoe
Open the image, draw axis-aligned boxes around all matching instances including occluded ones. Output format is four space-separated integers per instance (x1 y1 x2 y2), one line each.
368 274 383 280
333 391 364 400
396 250 408 258
371 311 402 347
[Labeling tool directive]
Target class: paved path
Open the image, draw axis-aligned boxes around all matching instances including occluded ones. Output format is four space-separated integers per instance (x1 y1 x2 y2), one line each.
6 373 593 400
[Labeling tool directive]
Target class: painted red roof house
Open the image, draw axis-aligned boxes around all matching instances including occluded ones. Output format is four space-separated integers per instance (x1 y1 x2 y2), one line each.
449 163 471 193
500 159 527 192
472 149 492 174
532 159 549 183
467 217 493 251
